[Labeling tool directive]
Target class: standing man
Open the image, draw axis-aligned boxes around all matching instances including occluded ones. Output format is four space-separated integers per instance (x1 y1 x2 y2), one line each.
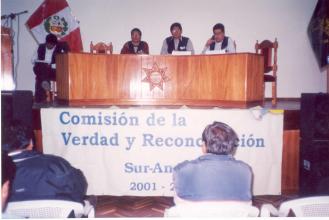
202 23 236 54
32 33 70 103
121 28 149 54
160 22 195 55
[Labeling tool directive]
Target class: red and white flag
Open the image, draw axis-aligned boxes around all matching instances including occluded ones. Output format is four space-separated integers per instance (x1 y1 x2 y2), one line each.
26 0 83 52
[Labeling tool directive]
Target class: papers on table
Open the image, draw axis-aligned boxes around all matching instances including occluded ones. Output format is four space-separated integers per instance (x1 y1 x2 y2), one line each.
171 50 192 56
205 49 226 55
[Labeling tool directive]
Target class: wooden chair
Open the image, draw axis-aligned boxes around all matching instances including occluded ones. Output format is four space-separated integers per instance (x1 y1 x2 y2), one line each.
261 196 329 217
5 199 95 218
165 202 259 217
255 38 278 106
90 41 113 54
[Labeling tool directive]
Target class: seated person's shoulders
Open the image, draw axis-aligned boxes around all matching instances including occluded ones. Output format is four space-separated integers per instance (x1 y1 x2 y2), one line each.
43 153 71 164
142 41 149 45
227 36 234 42
123 41 130 47
174 158 200 171
174 160 188 171
34 154 74 171
16 153 78 181
175 156 251 172
233 158 252 170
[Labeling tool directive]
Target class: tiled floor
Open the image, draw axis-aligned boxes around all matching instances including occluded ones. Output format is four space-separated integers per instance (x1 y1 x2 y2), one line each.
92 194 299 217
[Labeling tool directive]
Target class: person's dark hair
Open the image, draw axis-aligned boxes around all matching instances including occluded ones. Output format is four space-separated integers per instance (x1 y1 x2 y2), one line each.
202 121 238 155
2 151 16 186
3 120 33 152
170 22 182 32
45 33 58 45
213 23 225 33
131 28 142 36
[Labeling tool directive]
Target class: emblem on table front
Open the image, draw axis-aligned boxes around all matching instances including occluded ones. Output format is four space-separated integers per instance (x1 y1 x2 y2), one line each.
142 63 170 91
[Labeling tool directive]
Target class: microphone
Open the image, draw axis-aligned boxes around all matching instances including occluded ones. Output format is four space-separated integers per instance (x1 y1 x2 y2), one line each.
16 10 28 15
1 14 9 19
1 10 28 20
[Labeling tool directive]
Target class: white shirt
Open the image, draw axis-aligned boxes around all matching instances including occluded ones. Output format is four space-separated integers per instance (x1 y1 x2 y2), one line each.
31 46 56 69
202 37 236 54
133 46 138 53
160 37 195 55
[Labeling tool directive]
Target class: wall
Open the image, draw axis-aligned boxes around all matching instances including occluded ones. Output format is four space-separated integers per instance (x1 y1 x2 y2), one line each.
1 0 326 97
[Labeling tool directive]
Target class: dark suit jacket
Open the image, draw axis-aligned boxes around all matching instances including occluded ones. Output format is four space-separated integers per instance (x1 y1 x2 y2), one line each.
9 150 87 204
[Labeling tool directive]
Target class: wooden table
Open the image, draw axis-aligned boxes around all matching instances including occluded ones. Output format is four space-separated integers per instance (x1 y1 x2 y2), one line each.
56 53 264 108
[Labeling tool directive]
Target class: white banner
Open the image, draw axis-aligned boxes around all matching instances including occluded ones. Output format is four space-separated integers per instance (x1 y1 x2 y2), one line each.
41 108 283 196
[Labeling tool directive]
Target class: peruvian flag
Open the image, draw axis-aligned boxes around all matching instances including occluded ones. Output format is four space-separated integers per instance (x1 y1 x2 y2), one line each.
26 0 83 52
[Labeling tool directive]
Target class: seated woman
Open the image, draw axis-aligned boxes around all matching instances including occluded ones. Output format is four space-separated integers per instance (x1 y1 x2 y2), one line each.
120 28 149 54
172 121 253 205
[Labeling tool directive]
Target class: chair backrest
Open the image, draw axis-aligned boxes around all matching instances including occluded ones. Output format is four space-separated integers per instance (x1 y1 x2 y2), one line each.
279 196 329 217
255 38 278 73
90 41 113 54
5 200 86 218
164 202 259 217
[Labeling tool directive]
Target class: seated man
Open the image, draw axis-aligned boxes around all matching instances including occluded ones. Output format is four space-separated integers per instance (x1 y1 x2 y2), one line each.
3 121 87 204
160 22 195 55
120 28 149 54
173 121 252 204
32 33 70 103
202 23 236 54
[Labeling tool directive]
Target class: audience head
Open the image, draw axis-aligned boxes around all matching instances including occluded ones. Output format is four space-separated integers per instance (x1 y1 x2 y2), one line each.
212 23 225 43
131 28 142 44
3 120 33 152
2 151 16 211
45 33 58 49
170 22 182 39
202 121 239 155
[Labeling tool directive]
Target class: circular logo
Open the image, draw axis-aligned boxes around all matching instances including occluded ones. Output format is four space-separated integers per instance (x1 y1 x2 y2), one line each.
44 15 68 36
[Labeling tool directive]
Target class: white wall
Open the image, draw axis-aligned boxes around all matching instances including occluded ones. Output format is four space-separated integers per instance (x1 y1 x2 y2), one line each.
1 0 326 97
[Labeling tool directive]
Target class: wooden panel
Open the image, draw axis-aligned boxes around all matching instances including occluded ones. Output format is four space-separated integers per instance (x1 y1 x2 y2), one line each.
1 26 13 90
116 55 142 99
32 108 43 153
246 54 264 100
56 54 69 99
281 129 300 195
284 110 300 130
57 53 264 107
33 130 43 153
281 109 300 195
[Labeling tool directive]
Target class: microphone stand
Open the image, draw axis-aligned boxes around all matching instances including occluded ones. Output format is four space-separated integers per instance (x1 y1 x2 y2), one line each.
1 10 28 90
1 11 28 20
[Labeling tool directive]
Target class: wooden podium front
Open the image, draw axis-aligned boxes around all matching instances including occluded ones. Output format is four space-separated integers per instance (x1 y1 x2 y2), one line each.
56 53 264 108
